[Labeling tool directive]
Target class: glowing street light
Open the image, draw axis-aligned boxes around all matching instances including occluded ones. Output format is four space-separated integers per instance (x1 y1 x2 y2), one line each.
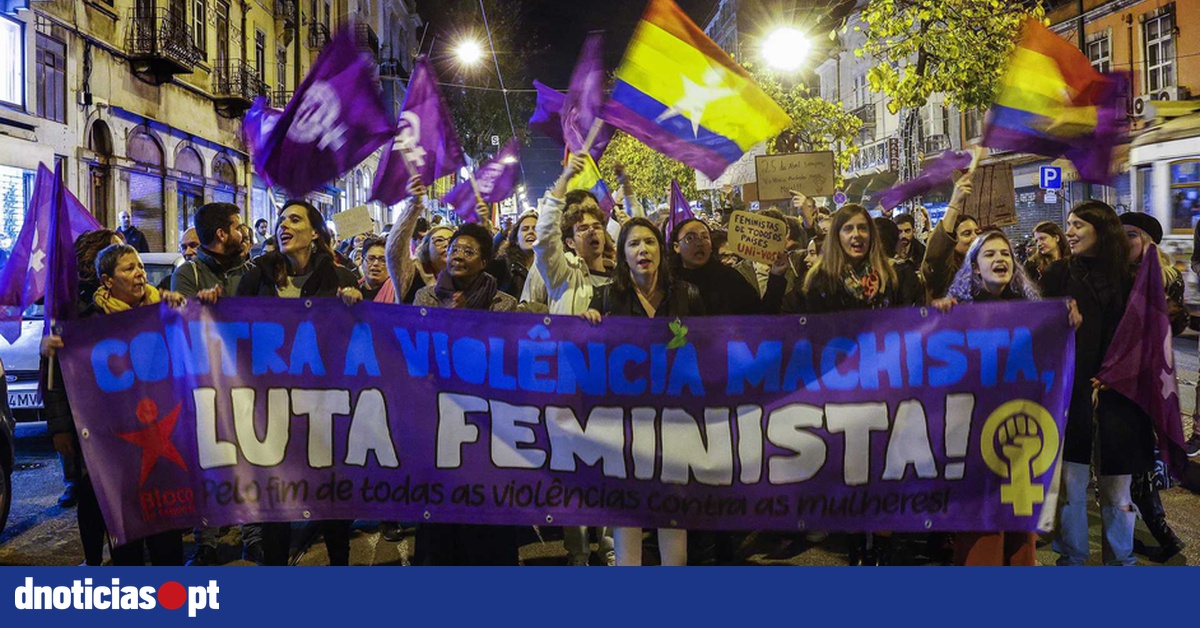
762 27 811 72
455 40 484 66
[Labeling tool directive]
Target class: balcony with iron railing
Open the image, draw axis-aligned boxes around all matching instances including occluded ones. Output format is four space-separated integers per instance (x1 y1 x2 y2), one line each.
379 57 406 79
125 7 202 85
307 22 330 49
354 22 379 60
212 59 269 118
920 134 952 158
272 90 293 108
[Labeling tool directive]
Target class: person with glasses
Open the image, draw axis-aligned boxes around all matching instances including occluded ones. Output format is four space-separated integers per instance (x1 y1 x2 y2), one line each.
521 152 614 316
669 218 784 316
357 236 389 302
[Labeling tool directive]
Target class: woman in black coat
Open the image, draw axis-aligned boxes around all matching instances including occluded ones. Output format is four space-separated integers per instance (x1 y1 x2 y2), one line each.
667 217 786 315
583 218 703 565
236 200 362 566
1040 200 1152 566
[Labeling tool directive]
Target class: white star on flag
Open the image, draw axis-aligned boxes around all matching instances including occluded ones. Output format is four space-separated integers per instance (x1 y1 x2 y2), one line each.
655 67 736 137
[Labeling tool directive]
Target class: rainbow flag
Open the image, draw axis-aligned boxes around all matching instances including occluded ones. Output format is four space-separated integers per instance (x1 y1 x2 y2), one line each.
601 0 791 180
982 19 1127 184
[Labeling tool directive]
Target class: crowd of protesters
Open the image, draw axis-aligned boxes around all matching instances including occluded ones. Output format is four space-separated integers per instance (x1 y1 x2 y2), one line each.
29 145 1200 568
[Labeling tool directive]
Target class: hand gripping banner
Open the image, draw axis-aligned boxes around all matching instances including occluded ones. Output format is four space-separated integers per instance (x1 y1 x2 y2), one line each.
58 299 1075 545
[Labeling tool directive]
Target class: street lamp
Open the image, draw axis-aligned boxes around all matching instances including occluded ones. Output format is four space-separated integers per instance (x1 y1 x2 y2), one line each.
762 27 811 72
455 40 484 66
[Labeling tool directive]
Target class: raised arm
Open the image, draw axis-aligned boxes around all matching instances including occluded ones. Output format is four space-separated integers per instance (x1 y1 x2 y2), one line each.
386 177 427 302
533 153 586 291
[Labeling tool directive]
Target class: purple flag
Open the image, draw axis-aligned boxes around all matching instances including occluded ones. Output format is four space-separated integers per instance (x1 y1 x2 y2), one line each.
371 56 467 205
665 179 694 242
443 139 522 223
877 150 973 211
243 97 283 188
0 164 102 342
529 80 566 146
1095 244 1189 479
562 32 614 161
44 163 81 328
257 29 393 196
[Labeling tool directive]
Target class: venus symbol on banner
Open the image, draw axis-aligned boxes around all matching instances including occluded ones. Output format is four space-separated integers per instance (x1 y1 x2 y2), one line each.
286 82 347 151
391 111 427 169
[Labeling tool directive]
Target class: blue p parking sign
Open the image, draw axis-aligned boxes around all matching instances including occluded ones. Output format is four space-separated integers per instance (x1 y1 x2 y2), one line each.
1040 166 1062 190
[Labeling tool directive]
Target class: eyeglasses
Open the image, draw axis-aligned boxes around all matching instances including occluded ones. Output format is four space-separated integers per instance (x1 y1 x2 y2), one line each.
449 245 479 258
364 255 387 266
574 223 605 235
680 232 711 245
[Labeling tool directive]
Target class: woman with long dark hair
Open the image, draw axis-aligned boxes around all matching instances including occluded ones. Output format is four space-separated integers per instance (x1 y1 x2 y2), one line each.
1041 200 1153 566
667 217 784 315
236 200 362 566
921 177 979 299
584 217 704 565
1024 221 1069 282
486 209 538 298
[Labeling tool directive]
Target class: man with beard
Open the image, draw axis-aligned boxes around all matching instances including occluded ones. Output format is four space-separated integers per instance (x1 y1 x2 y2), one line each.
170 202 259 565
894 213 926 264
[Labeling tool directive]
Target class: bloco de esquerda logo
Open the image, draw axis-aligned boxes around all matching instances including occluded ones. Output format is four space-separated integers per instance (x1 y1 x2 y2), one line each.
14 578 219 617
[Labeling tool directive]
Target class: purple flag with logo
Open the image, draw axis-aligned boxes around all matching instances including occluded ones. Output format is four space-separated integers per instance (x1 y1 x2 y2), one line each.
58 299 1075 545
876 151 973 211
1095 245 1189 479
562 32 614 161
257 28 393 196
529 80 566 146
243 97 283 188
0 164 102 342
665 179 694 242
371 56 467 205
443 139 522 223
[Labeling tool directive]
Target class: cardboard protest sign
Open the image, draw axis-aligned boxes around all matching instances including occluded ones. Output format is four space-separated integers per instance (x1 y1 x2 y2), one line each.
728 209 787 265
332 205 376 238
754 151 835 201
962 163 1017 227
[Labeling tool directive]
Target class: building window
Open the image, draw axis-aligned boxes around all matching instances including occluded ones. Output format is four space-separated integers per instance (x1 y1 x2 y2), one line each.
276 46 286 91
255 30 266 83
1086 35 1110 73
0 17 23 110
851 71 867 110
1144 10 1176 93
214 0 229 64
192 0 206 57
35 34 66 124
1171 160 1200 231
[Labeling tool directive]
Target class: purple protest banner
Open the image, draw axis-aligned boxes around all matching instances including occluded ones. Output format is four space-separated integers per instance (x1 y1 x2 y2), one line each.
371 57 467 205
442 139 522 223
58 299 1074 545
258 29 393 196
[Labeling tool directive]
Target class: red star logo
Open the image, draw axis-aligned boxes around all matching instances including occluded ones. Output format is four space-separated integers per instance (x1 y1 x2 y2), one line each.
116 398 188 486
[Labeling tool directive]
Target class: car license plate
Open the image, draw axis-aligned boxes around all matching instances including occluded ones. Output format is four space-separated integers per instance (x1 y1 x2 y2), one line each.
8 391 42 409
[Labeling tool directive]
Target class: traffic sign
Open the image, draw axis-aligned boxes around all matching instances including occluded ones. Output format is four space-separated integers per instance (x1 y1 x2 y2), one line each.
833 190 847 205
1039 166 1062 189
1044 190 1058 204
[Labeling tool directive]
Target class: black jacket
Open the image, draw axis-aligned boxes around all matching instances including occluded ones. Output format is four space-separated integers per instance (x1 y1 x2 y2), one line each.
486 255 532 300
783 262 924 314
676 260 771 315
118 226 149 253
236 250 358 298
589 281 706 318
43 283 102 436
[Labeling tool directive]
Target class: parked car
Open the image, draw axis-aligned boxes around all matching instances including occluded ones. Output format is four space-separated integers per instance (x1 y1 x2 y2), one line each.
0 357 15 536
0 252 181 422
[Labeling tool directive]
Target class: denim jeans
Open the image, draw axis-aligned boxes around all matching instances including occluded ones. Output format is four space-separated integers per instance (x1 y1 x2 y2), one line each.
1054 461 1136 566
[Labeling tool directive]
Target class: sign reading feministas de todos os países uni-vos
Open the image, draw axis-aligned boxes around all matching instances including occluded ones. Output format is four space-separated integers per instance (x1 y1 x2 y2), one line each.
58 299 1076 545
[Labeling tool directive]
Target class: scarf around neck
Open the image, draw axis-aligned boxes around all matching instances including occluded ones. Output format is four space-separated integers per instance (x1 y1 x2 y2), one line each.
842 262 882 305
94 283 162 314
434 270 498 310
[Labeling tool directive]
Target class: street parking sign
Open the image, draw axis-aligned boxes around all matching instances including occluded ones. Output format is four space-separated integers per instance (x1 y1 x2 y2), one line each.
1040 166 1062 189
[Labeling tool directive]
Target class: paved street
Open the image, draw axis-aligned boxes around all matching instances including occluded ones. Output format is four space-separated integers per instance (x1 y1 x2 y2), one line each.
2 336 1198 567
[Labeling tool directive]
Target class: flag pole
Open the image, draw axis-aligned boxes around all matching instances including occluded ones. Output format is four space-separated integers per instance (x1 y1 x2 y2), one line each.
581 119 605 154
46 320 56 392
466 169 490 227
